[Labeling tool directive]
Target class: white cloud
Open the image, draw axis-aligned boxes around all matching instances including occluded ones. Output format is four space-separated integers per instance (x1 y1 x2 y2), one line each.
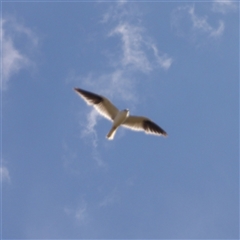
64 200 89 225
100 1 129 24
99 188 119 207
212 0 238 14
118 0 127 4
188 6 225 37
1 18 38 90
0 165 10 183
75 205 87 223
209 20 225 37
80 108 106 167
99 69 137 102
110 23 152 72
172 5 225 39
151 44 173 70
110 22 173 72
81 108 100 148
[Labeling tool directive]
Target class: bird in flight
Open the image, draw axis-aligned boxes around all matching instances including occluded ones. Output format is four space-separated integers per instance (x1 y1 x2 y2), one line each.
74 88 167 140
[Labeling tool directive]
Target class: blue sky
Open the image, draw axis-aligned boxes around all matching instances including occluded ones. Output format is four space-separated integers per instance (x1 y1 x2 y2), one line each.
1 1 239 239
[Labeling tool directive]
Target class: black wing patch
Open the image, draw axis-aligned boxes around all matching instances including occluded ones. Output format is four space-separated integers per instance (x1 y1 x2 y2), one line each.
74 88 103 105
143 120 168 136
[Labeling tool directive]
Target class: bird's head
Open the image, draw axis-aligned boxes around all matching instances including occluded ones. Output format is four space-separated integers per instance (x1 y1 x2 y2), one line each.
123 109 130 117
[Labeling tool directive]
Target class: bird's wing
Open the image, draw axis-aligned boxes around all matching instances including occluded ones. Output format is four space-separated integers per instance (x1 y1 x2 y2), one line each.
122 115 167 136
74 88 119 121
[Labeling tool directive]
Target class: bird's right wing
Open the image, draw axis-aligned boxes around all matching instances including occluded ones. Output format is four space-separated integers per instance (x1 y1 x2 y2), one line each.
122 115 167 136
74 88 119 121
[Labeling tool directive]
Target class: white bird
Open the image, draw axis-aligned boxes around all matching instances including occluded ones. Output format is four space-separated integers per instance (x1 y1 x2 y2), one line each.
74 88 167 140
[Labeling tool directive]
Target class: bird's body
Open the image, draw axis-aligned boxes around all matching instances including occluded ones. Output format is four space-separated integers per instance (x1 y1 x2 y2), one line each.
74 88 167 140
107 109 129 139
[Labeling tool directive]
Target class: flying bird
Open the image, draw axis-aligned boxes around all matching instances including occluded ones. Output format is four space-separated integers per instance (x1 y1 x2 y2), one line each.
74 88 167 140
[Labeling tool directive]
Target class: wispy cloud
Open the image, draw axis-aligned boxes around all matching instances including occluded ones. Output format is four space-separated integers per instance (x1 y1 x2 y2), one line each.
99 187 119 207
0 165 10 183
78 108 106 167
212 0 238 14
104 3 173 72
1 17 38 90
81 108 100 148
110 22 173 72
151 44 173 70
64 200 89 225
82 70 137 103
172 5 225 39
110 23 152 72
188 6 225 37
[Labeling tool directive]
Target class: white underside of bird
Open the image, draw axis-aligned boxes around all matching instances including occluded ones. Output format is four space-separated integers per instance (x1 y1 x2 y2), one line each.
74 88 167 140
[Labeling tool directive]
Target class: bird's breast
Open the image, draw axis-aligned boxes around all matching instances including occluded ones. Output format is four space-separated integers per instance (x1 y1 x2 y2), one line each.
113 110 129 126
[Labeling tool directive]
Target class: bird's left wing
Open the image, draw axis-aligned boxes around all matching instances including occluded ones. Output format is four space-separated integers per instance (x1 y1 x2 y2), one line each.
74 88 119 121
122 115 167 136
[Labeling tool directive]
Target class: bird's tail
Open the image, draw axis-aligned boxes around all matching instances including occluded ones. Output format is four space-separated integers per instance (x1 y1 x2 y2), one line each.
106 126 117 140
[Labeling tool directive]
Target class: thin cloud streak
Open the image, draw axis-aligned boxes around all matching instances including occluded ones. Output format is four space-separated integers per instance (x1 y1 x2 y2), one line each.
75 206 88 224
0 165 10 183
80 108 106 167
1 19 28 89
110 23 152 72
64 200 89 225
209 20 225 37
188 6 225 37
99 187 119 207
172 5 225 39
81 108 100 148
1 18 38 90
82 70 137 104
212 0 238 14
110 22 173 72
151 44 173 70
